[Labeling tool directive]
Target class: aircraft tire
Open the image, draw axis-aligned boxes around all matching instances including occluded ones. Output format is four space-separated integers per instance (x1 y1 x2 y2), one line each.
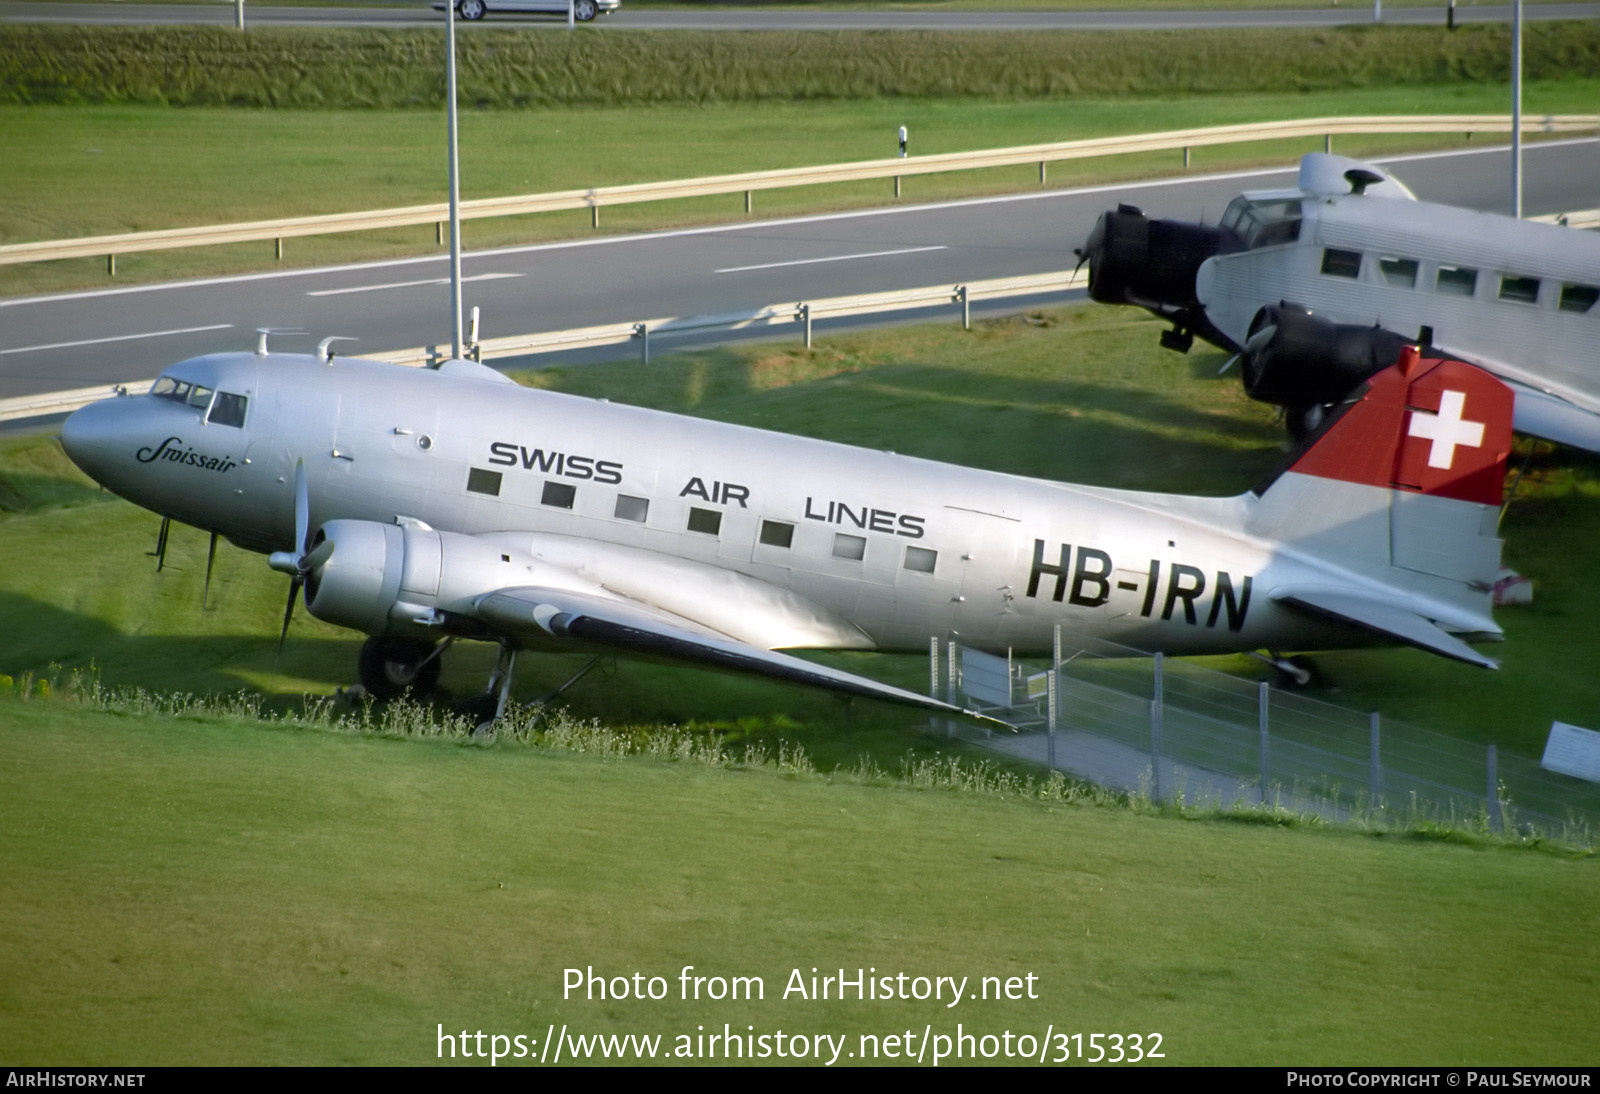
359 636 443 700
1285 403 1328 443
457 0 487 20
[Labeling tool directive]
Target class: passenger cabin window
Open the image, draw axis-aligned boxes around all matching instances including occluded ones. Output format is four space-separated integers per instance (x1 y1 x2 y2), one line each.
614 495 648 523
758 520 794 548
1498 275 1540 305
1220 197 1301 249
687 507 721 536
466 468 503 496
1560 284 1600 314
541 482 576 509
1436 265 1478 296
207 391 248 428
832 533 866 561
904 546 937 574
1379 257 1418 288
1320 249 1362 279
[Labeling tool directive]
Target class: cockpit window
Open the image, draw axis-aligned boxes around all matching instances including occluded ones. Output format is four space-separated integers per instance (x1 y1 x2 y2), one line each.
1220 197 1301 249
207 391 249 428
150 377 214 412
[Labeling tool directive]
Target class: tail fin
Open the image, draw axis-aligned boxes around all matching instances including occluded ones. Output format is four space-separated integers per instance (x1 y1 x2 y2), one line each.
1249 347 1514 667
1283 345 1513 506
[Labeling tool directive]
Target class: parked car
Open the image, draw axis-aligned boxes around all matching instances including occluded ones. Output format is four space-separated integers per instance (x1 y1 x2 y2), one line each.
434 0 620 21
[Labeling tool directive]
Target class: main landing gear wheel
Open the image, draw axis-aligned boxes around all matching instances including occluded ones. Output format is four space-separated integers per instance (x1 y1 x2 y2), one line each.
457 0 487 20
358 636 443 700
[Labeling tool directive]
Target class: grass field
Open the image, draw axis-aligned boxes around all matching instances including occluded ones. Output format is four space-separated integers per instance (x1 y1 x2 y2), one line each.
2 660 1596 1065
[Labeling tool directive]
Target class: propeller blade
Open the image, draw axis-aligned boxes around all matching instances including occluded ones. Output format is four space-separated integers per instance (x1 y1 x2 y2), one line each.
202 531 218 610
303 535 334 574
1218 354 1239 376
278 575 302 654
293 460 310 556
1243 323 1278 356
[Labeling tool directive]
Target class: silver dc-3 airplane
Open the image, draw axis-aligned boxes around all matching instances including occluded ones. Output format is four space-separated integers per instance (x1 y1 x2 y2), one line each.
60 337 1513 722
1077 152 1600 451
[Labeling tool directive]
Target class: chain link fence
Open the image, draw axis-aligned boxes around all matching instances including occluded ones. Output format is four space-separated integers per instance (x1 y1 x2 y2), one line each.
939 633 1598 845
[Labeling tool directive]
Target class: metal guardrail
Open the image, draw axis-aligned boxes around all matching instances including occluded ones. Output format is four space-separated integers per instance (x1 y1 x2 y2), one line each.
372 270 1081 368
3 114 1596 269
0 382 137 424
0 270 1084 422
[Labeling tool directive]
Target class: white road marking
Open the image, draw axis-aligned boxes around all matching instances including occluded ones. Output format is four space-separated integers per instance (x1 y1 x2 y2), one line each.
306 272 524 296
715 245 947 274
0 323 232 356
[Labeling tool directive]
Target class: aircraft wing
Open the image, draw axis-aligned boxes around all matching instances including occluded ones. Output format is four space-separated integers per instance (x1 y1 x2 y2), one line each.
1434 345 1600 454
1270 587 1499 669
473 584 1011 727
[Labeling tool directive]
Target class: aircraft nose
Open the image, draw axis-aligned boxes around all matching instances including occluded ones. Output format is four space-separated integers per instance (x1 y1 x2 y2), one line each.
60 396 139 484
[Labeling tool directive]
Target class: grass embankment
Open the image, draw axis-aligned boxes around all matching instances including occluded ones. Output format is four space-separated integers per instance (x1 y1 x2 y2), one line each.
2 22 1597 293
1 690 1595 1066
4 308 1598 757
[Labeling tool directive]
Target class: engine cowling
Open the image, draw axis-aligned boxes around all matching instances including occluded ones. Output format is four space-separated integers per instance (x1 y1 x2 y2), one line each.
1079 204 1243 310
1240 304 1414 409
300 519 541 638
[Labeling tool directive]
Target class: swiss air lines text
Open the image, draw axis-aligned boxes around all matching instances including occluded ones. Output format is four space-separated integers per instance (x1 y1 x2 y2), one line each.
487 442 622 485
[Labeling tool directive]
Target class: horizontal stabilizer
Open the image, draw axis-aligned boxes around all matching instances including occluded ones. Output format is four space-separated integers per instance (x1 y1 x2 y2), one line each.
1504 381 1600 455
1272 587 1498 669
475 586 1012 728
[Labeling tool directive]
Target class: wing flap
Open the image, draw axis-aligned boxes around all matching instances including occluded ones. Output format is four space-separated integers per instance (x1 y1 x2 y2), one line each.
476 585 1011 727
1272 587 1499 669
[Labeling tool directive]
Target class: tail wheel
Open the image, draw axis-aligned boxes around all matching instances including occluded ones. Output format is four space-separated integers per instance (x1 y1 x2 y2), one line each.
359 636 443 700
1275 655 1317 690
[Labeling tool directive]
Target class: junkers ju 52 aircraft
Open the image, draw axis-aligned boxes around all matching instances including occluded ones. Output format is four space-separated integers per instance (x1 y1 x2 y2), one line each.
61 336 1513 721
1077 152 1600 451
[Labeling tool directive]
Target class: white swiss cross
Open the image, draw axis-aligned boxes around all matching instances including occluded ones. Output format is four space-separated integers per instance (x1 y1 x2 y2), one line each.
1407 389 1485 470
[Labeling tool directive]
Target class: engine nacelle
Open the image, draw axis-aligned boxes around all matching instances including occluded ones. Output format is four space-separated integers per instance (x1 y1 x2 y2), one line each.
1240 304 1414 409
301 519 540 637
1080 204 1243 310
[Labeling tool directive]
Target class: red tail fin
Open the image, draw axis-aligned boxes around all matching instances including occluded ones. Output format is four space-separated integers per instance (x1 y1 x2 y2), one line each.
1289 347 1514 506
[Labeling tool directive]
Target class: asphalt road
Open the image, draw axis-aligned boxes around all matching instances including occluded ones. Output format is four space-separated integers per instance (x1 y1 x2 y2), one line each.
4 1 1599 29
2 139 1596 403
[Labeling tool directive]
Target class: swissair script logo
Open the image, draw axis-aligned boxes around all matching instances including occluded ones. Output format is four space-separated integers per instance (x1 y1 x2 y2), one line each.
1407 389 1485 470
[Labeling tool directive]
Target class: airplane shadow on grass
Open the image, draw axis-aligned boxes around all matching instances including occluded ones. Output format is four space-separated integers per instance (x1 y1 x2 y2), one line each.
0 590 945 733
